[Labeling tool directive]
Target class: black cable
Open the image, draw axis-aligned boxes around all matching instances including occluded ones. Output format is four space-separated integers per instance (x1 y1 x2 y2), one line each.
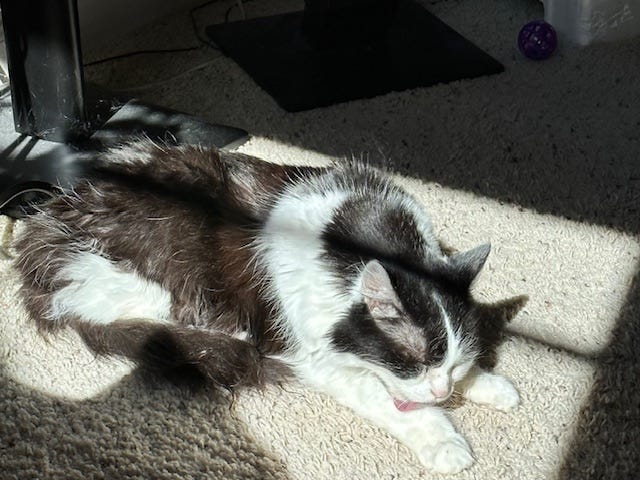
83 46 202 67
225 5 235 24
224 3 239 23
84 0 224 67
190 0 224 50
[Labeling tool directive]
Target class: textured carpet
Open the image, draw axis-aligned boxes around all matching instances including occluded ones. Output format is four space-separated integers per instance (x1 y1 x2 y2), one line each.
2 0 640 479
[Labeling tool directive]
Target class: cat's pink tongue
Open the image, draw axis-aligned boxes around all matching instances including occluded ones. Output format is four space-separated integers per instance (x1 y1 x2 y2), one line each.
393 398 426 412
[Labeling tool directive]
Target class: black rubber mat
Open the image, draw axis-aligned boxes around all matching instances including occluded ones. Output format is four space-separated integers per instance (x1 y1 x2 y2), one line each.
206 0 504 112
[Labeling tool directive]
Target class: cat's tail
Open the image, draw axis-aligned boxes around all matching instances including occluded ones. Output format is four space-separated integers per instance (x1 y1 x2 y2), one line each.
75 319 292 390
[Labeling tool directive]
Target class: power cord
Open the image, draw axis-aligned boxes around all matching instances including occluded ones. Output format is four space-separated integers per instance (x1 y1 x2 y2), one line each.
0 185 59 258
84 0 250 67
225 0 248 23
83 0 256 92
84 46 202 68
0 186 59 214
190 0 226 50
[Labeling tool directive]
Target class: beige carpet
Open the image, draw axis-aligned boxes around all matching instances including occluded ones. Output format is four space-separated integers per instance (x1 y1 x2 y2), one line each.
2 0 640 478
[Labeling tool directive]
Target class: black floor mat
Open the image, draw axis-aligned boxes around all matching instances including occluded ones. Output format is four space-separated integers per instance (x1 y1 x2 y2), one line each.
206 0 504 112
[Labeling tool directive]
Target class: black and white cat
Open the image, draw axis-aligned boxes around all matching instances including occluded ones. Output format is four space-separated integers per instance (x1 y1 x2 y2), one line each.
13 140 526 474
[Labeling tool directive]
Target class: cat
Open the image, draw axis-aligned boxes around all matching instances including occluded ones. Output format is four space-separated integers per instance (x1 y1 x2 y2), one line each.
12 139 526 474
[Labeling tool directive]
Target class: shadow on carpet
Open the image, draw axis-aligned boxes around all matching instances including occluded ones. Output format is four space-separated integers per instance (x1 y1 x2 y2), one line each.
558 269 640 479
0 368 290 480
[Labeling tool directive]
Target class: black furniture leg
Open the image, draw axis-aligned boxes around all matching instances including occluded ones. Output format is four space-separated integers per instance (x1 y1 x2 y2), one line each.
0 0 88 142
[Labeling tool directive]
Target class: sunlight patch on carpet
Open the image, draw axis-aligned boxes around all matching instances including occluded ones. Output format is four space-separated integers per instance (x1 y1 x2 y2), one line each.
398 176 640 357
0 217 134 401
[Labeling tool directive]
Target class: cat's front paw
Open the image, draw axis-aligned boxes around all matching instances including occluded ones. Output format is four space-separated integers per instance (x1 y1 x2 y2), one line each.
487 376 520 411
419 434 474 474
462 371 520 412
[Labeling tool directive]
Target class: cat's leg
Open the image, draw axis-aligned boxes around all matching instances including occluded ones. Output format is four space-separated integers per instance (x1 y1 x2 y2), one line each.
302 365 473 474
76 320 290 388
457 365 520 411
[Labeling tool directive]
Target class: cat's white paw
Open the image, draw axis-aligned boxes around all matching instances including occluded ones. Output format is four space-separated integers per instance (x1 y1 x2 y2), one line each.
419 435 474 474
462 372 520 412
488 376 520 411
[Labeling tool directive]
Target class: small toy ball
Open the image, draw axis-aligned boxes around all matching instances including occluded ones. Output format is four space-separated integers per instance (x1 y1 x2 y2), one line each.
518 20 557 60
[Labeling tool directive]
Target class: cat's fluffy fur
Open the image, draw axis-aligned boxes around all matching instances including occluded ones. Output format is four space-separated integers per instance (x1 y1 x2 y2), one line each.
13 141 526 474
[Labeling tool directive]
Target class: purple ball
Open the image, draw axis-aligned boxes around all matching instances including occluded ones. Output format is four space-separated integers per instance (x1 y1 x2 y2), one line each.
518 20 557 60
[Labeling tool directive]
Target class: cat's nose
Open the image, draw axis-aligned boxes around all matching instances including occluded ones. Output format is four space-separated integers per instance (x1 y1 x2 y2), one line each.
431 386 450 399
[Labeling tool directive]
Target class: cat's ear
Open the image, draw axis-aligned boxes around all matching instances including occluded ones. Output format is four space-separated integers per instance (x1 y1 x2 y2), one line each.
475 294 528 369
360 260 401 318
447 243 491 286
478 294 529 325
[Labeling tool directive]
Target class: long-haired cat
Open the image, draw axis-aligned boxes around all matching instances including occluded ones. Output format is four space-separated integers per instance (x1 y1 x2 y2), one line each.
13 140 526 474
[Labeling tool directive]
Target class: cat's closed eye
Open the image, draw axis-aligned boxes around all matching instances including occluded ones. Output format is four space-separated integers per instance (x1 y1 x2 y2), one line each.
429 340 447 361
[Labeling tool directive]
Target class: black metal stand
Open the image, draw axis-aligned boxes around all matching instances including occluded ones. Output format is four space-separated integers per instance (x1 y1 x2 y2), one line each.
0 0 88 142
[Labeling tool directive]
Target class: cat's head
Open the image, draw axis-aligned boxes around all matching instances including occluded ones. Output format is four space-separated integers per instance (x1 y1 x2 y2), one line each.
330 244 512 410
